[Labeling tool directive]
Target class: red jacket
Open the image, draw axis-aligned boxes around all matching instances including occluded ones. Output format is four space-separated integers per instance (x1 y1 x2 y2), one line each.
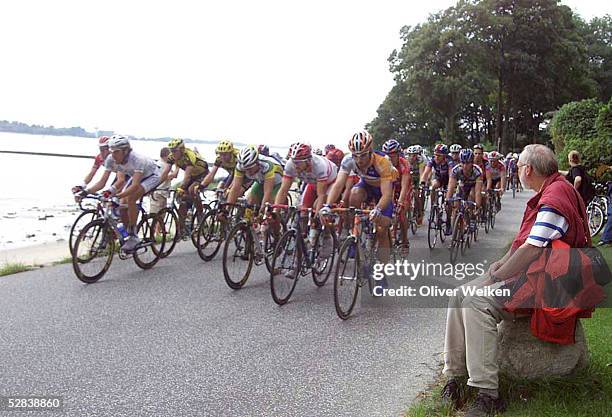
504 173 604 344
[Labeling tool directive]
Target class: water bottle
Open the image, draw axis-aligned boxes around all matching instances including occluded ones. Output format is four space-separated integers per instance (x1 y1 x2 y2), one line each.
308 228 319 248
117 223 129 239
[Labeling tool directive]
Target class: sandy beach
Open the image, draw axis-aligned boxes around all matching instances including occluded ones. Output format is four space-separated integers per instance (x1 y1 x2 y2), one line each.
0 240 70 267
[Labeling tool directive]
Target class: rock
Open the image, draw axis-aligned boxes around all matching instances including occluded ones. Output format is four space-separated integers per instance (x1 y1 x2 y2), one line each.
25 234 36 238
498 318 588 379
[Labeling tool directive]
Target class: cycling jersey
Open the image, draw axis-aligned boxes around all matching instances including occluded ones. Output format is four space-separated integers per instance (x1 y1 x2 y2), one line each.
167 148 209 178
487 160 506 181
390 156 411 203
339 151 398 187
475 160 490 177
408 155 426 177
234 155 283 186
213 148 239 173
93 153 105 170
283 154 337 185
451 164 483 198
104 151 160 179
427 155 455 182
506 158 517 173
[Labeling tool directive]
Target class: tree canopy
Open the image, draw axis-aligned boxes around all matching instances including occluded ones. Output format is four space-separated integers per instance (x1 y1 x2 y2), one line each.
368 0 611 153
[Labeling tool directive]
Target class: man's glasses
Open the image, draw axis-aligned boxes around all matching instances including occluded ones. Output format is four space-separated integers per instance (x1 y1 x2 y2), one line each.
352 152 371 160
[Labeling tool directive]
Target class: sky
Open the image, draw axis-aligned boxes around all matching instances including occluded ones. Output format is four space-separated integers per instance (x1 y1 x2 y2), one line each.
0 0 610 147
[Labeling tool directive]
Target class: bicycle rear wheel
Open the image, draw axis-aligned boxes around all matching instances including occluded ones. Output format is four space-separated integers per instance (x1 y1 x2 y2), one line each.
588 203 605 237
222 223 254 289
450 215 463 264
334 237 360 319
72 219 115 283
133 213 165 270
270 229 301 305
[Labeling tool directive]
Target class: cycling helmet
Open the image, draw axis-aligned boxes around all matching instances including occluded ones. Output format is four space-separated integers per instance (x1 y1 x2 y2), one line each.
258 144 270 156
382 139 401 154
433 143 449 155
324 144 336 154
406 145 418 154
216 140 234 153
513 152 519 159
473 143 484 151
413 144 423 155
450 144 462 153
459 148 474 163
348 130 373 154
289 143 312 161
326 148 345 167
489 151 502 160
168 138 185 150
238 146 259 169
108 135 130 150
98 136 110 148
314 148 323 156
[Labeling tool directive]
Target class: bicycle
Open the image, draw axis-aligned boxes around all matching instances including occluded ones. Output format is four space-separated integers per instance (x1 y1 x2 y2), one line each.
448 197 477 264
69 196 101 256
269 206 337 305
332 207 387 319
587 182 609 237
486 188 502 231
426 186 448 249
71 194 167 283
221 202 286 290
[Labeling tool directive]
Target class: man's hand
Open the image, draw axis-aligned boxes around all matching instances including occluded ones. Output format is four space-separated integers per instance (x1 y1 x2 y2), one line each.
369 207 382 221
487 260 503 276
319 204 331 217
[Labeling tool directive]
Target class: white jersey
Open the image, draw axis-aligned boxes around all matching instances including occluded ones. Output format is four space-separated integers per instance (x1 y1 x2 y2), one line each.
104 151 160 178
283 154 337 184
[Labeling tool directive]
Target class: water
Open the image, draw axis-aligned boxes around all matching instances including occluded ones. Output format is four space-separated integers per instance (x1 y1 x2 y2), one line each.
0 132 284 251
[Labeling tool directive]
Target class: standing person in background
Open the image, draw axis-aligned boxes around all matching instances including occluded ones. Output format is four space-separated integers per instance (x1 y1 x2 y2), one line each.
565 150 595 205
150 147 178 216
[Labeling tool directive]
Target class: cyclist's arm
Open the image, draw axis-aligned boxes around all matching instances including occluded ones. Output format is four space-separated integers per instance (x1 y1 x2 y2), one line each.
475 179 483 207
377 179 394 214
117 171 143 199
341 177 353 205
446 176 457 201
486 170 493 190
420 165 432 183
227 174 244 204
180 166 194 189
398 173 410 205
86 170 112 194
261 176 276 211
314 180 327 212
499 174 506 194
326 170 348 205
201 165 219 188
274 176 293 207
83 165 99 186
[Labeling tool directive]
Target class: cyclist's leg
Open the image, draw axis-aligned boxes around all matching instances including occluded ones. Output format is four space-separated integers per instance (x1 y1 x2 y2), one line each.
248 181 264 207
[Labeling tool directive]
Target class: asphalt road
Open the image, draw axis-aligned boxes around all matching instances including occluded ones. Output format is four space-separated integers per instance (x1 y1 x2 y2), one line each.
0 190 532 417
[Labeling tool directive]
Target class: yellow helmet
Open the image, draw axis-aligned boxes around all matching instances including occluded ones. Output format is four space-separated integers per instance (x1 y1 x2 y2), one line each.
168 138 185 150
216 139 234 153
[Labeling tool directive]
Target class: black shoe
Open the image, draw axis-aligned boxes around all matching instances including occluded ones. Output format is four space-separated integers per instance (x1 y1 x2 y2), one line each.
441 379 461 409
465 393 506 417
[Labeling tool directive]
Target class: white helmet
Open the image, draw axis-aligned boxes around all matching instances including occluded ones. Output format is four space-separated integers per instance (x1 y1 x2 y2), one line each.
513 152 519 159
413 144 423 155
450 144 462 153
238 146 259 169
108 134 130 150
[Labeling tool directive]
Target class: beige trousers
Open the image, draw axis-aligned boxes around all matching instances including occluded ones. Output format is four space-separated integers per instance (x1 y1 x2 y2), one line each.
443 275 516 390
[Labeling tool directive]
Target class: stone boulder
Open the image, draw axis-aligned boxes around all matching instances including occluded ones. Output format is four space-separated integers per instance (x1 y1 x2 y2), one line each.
497 318 588 379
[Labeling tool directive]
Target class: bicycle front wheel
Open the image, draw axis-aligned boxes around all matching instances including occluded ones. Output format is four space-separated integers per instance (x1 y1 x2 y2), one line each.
157 207 179 258
427 207 438 249
588 203 605 237
270 229 301 305
69 209 99 256
312 228 338 287
222 223 254 289
196 211 225 261
72 219 115 283
334 237 360 319
450 215 463 264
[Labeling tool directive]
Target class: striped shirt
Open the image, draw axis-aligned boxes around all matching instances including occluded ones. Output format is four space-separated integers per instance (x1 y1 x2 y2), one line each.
525 205 569 247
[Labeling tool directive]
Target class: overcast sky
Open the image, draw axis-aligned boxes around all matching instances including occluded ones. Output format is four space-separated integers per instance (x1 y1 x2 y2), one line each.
0 0 609 147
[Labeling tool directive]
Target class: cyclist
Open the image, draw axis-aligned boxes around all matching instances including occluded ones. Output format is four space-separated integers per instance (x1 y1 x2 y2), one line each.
420 143 453 209
72 136 111 196
446 148 483 234
227 145 284 213
258 144 286 167
324 144 336 154
200 140 239 191
383 139 411 247
83 135 161 251
486 151 506 210
160 138 209 236
473 144 489 177
275 143 337 212
449 144 462 165
406 145 427 224
321 131 398 267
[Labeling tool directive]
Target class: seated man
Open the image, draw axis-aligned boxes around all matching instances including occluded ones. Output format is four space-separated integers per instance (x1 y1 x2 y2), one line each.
227 145 284 213
446 149 483 234
160 138 209 236
441 144 596 417
382 139 412 246
321 130 398 268
84 135 161 251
